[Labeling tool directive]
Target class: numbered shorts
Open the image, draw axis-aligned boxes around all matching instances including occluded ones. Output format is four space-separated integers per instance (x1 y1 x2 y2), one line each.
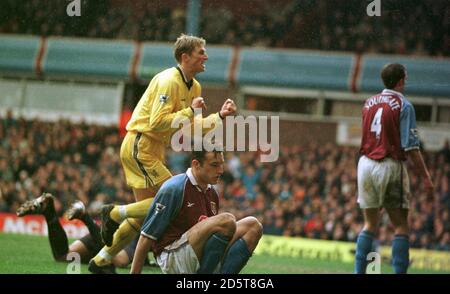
357 155 410 209
120 132 172 189
155 232 221 274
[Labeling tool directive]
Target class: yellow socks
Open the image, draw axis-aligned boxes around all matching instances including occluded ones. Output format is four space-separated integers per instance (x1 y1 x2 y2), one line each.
94 197 154 266
106 218 142 256
92 218 143 266
109 198 154 223
92 248 113 266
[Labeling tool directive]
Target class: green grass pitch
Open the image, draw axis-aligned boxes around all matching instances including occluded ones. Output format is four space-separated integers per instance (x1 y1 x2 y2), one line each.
0 233 448 274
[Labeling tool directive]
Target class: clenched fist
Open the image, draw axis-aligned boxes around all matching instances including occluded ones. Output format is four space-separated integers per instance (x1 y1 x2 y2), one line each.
191 97 207 111
219 99 237 118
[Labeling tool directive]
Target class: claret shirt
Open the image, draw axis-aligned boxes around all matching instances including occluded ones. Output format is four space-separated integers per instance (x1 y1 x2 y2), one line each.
141 168 219 256
360 89 420 161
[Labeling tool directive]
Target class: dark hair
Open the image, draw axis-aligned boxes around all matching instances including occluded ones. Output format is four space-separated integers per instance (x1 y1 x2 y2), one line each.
191 149 223 165
381 63 406 89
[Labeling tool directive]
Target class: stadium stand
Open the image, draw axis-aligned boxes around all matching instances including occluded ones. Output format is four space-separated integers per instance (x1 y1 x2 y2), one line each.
1 36 449 97
0 0 448 56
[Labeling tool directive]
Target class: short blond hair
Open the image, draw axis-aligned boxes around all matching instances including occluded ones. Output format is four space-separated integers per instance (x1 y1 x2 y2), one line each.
173 34 206 63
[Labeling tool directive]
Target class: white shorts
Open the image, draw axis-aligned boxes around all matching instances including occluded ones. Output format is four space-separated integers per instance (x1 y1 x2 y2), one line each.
156 232 199 274
357 155 410 209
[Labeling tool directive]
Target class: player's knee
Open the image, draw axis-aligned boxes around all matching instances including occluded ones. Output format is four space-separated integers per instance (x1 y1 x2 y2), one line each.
247 217 263 249
243 216 263 238
250 217 263 238
216 213 236 236
239 217 262 252
112 253 130 268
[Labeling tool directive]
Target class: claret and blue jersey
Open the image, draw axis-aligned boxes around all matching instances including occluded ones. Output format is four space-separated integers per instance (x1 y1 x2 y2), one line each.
360 89 420 161
140 168 219 256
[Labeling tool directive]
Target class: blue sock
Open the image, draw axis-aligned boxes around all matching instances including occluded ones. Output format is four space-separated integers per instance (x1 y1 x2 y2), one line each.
354 230 374 274
220 238 251 274
197 233 230 274
392 234 409 274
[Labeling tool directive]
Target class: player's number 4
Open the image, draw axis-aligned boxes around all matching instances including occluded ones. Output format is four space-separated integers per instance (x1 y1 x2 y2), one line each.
370 108 383 138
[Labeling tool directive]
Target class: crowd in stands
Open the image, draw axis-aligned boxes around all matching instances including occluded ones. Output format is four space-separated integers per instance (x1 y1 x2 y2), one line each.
0 111 135 216
1 113 449 251
0 0 448 56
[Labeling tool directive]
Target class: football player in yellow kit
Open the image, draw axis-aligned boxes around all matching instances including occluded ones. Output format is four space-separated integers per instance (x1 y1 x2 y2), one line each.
89 34 236 273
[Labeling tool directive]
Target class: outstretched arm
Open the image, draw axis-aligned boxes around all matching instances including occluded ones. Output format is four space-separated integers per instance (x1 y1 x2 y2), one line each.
130 235 154 274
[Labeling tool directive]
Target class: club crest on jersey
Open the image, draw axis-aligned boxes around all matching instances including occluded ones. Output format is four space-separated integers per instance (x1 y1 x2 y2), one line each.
149 169 159 178
155 203 166 214
210 201 217 215
159 94 169 104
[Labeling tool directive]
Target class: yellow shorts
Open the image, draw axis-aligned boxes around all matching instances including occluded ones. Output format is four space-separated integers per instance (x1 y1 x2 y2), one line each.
120 132 172 189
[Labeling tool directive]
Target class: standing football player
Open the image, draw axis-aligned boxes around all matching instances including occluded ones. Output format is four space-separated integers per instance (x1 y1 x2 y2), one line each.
354 63 434 274
89 34 236 273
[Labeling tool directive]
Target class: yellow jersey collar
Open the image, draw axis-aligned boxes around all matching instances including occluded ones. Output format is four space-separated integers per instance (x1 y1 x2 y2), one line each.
176 65 193 90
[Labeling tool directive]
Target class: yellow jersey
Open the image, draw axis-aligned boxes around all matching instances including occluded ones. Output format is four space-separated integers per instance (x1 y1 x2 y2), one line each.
126 66 221 145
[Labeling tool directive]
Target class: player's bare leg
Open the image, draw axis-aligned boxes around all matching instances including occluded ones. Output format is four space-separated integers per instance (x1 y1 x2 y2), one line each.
227 216 263 252
386 208 408 235
68 240 94 263
220 216 263 274
362 208 380 233
186 213 236 273
187 213 236 258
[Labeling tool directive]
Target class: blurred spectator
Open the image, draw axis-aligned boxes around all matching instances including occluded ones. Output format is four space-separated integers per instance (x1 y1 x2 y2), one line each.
0 114 133 217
